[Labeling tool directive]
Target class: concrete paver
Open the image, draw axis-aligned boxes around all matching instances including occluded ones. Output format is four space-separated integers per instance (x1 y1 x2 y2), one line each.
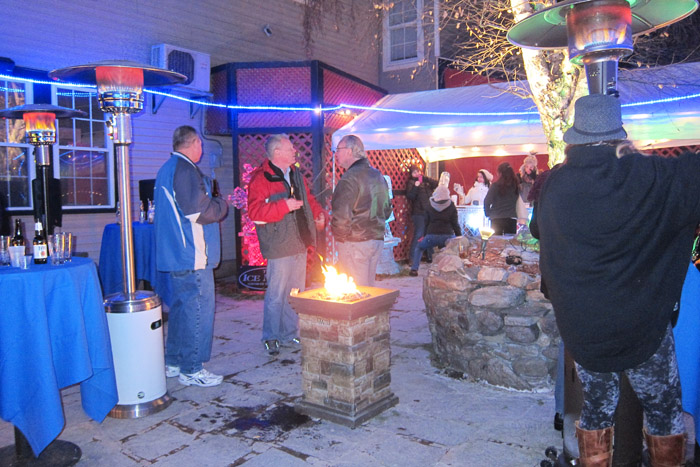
0 272 563 466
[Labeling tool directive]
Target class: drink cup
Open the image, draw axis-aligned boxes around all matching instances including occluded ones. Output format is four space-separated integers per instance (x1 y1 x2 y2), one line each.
9 246 24 268
0 236 10 266
61 232 73 262
20 255 32 269
49 234 64 265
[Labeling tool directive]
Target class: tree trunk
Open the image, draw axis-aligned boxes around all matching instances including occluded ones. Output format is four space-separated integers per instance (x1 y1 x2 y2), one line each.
509 0 587 166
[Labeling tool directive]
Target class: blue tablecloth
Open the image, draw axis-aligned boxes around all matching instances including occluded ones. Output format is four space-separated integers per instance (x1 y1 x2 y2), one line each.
0 257 118 455
674 262 700 442
98 222 172 306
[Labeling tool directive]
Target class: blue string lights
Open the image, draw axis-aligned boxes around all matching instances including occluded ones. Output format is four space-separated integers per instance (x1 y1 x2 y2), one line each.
1 72 699 117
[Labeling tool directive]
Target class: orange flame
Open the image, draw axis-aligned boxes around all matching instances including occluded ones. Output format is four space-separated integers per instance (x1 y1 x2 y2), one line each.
96 66 144 93
23 112 56 132
321 264 359 300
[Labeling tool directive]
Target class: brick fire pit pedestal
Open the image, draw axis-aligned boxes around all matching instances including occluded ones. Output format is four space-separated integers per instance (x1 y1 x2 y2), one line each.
289 286 399 428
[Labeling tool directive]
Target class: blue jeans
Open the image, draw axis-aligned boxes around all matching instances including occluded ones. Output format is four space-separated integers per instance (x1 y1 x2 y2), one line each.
410 214 431 261
165 268 215 374
411 234 454 271
336 239 384 287
263 252 306 342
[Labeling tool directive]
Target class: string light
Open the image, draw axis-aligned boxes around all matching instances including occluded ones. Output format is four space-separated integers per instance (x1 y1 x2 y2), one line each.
1 72 698 116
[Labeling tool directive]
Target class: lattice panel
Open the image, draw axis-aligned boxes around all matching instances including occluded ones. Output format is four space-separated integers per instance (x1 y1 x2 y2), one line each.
237 67 311 105
237 132 315 267
323 69 385 106
322 133 420 263
650 145 700 158
206 67 230 136
238 111 311 129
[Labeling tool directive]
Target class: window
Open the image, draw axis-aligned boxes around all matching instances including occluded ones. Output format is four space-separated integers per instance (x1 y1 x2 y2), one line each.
54 86 114 209
383 0 424 70
0 79 33 209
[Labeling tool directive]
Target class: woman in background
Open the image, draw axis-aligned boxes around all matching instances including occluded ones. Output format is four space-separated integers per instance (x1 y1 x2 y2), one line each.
461 169 493 206
484 162 519 235
409 185 461 276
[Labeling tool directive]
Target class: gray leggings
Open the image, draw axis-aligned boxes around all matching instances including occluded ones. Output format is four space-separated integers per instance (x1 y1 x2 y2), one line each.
575 325 684 435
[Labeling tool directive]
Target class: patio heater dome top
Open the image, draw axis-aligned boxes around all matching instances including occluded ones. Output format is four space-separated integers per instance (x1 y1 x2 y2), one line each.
49 59 187 87
0 103 87 119
507 0 699 49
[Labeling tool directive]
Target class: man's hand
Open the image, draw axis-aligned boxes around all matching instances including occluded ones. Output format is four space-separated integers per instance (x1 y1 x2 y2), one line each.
414 180 421 187
285 198 304 211
314 212 325 230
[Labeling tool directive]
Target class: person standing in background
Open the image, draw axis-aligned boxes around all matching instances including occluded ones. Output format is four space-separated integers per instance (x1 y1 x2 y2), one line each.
155 125 229 387
483 162 519 235
517 154 539 203
458 169 493 206
406 164 438 263
331 135 392 287
247 134 325 356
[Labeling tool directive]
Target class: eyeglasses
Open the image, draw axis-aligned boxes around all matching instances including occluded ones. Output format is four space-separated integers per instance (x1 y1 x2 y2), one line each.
335 146 349 152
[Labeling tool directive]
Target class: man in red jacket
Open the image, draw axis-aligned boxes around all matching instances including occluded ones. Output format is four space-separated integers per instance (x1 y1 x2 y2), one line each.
248 134 324 355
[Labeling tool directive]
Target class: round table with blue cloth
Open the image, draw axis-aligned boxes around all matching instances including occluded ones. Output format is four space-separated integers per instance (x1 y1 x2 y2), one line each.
99 222 172 306
0 257 118 456
674 262 700 445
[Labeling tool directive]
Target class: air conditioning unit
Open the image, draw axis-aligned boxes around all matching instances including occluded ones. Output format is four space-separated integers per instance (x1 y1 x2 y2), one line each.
151 44 211 93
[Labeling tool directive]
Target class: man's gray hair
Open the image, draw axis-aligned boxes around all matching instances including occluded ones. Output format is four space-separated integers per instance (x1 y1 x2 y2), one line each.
340 135 366 160
173 125 199 151
265 133 290 159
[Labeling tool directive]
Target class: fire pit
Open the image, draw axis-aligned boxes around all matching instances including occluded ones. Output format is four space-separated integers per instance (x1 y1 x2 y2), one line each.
289 283 399 428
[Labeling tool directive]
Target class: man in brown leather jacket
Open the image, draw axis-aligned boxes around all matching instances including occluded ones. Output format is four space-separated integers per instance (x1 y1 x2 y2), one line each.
331 135 392 286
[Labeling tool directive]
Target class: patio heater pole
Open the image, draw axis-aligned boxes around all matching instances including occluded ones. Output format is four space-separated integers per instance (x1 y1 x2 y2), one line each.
50 60 186 419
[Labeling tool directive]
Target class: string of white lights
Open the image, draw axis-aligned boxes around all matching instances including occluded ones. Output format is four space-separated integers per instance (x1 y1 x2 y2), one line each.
1 72 699 116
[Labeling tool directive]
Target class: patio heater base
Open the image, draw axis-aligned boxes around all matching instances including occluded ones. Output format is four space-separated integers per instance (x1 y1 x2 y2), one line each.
105 290 171 419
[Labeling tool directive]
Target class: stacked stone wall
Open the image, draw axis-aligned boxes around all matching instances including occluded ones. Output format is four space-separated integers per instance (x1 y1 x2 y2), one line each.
422 236 559 392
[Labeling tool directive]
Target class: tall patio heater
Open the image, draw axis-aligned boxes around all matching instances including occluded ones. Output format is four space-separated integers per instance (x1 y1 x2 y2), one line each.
0 104 86 234
507 1 698 465
50 61 186 418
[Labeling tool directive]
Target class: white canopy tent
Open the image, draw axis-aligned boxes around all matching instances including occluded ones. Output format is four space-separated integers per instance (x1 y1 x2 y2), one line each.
332 62 700 162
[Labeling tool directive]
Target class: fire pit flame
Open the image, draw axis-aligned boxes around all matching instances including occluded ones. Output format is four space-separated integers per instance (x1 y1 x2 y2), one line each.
321 265 360 301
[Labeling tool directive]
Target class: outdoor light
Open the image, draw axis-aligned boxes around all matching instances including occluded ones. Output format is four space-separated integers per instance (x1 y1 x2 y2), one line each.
507 0 698 94
0 104 86 234
50 60 186 420
480 227 495 259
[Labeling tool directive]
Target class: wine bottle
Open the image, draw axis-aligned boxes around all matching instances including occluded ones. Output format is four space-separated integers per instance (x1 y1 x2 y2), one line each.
11 219 24 247
33 220 48 264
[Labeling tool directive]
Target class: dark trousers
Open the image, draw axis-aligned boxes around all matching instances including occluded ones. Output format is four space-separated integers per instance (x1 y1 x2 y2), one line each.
575 325 684 435
490 218 516 235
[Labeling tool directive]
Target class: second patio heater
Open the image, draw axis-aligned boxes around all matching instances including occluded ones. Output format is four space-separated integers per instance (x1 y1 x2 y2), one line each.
0 104 86 235
507 0 698 94
50 60 186 418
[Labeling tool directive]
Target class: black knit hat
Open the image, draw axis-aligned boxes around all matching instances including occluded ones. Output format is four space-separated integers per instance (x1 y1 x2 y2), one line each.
564 94 627 145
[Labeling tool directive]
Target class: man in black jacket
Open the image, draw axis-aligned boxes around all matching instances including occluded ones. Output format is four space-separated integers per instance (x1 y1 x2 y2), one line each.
331 135 392 286
406 164 437 263
538 94 700 466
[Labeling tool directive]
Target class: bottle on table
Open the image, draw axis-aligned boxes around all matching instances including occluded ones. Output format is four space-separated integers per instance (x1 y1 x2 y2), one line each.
33 220 48 264
139 200 146 223
147 200 155 224
11 219 25 247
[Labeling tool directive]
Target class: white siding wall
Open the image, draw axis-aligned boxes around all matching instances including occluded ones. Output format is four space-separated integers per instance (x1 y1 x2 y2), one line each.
1 0 381 272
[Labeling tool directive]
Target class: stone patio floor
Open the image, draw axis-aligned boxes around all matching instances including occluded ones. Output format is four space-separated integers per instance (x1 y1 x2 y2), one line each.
0 270 564 466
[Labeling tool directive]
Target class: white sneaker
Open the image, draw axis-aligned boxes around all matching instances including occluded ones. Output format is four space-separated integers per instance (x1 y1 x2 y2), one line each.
178 368 223 387
165 365 180 378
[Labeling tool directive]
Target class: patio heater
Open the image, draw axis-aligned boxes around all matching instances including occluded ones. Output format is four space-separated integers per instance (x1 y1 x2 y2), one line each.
0 104 86 235
507 0 698 95
507 1 697 464
50 60 186 418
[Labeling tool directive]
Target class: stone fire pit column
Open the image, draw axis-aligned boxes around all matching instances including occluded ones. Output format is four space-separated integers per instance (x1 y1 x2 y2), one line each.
289 286 399 428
